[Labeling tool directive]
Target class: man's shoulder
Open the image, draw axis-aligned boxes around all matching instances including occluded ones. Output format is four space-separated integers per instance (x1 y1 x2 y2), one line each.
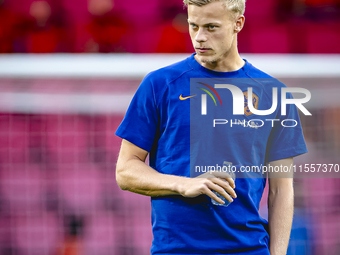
246 61 287 88
246 61 273 79
144 55 194 85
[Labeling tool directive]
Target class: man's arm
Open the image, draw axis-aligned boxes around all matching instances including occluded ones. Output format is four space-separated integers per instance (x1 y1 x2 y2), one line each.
267 157 294 255
116 139 237 204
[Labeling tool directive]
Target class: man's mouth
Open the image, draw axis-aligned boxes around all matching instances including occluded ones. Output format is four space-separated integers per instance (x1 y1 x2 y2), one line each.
196 48 211 53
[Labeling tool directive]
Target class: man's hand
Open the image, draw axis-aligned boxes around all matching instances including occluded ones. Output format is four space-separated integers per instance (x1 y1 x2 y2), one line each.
176 171 237 204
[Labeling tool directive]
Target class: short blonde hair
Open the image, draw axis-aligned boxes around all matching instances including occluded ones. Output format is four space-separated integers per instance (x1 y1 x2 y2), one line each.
183 0 246 16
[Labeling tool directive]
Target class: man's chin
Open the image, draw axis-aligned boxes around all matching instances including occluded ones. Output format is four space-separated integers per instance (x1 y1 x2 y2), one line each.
195 54 214 64
197 55 217 64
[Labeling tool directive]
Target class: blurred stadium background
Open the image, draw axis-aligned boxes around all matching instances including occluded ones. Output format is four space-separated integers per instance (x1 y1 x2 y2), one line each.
0 0 340 254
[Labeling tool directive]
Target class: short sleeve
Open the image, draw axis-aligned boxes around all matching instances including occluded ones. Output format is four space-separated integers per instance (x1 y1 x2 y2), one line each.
115 74 159 152
265 92 308 163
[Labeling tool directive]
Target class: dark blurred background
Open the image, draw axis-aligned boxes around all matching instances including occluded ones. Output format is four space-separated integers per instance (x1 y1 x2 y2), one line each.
0 0 340 255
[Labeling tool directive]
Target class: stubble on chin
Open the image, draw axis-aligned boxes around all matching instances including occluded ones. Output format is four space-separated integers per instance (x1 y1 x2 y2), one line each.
199 54 221 65
201 58 217 64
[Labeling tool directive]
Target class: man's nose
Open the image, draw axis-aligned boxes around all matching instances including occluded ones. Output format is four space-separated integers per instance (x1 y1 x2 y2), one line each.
195 28 207 43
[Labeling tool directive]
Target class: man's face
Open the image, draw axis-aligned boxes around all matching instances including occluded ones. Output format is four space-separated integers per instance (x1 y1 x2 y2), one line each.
187 1 237 65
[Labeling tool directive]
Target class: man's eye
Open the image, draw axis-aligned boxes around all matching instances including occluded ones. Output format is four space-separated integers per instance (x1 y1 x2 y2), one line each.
208 25 216 30
191 24 198 29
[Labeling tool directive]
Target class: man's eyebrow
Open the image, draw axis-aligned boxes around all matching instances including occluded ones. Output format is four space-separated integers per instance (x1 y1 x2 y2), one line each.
203 22 221 26
187 20 221 26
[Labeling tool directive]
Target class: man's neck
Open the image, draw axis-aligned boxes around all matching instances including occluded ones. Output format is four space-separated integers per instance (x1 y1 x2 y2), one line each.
195 51 245 73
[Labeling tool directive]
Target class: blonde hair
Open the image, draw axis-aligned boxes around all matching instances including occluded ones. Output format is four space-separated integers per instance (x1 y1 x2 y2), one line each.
183 0 246 16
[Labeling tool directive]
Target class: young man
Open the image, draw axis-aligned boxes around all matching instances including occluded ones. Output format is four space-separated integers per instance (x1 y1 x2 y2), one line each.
115 0 307 254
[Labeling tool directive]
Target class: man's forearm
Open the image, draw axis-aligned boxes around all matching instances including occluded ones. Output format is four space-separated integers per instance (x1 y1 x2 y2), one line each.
268 181 294 255
116 155 186 196
116 139 237 203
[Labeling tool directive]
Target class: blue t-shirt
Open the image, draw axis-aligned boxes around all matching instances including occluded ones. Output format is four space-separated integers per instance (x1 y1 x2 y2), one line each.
116 54 308 255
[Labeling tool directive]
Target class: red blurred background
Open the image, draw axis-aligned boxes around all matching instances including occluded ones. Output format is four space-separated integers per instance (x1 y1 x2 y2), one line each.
0 0 339 54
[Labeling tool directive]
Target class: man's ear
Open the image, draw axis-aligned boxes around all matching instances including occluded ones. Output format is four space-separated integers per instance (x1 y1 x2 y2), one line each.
234 15 245 33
